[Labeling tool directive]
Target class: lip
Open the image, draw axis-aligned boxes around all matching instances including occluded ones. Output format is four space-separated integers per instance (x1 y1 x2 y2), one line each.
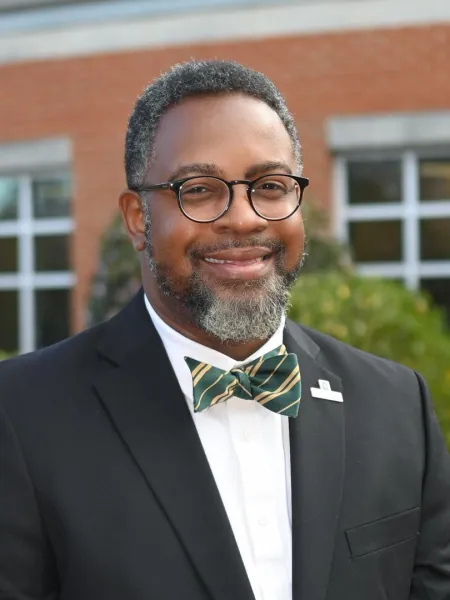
200 249 275 280
201 247 272 262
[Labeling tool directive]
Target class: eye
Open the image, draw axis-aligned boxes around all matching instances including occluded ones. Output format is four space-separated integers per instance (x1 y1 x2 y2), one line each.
184 185 209 195
252 178 289 197
260 181 285 191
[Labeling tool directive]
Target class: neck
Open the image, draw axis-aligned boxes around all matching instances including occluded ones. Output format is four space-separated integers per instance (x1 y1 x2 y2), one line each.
144 284 272 362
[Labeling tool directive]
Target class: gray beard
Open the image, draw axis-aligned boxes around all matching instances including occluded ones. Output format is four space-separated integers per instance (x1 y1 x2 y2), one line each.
176 268 293 343
143 208 303 344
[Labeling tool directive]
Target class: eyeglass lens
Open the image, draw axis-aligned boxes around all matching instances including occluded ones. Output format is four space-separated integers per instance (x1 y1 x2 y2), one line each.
179 175 301 222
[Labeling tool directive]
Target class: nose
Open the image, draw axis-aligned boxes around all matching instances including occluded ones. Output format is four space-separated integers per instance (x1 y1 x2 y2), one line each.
211 183 268 236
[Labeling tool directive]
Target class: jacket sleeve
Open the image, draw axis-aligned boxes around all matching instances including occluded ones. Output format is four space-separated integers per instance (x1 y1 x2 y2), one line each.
409 373 450 599
0 402 58 599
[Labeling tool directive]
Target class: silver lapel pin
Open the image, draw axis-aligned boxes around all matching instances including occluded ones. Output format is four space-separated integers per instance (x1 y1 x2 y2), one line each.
310 379 343 402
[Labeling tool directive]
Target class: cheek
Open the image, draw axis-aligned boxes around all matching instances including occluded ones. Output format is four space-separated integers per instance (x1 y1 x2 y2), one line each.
149 207 199 273
275 214 305 267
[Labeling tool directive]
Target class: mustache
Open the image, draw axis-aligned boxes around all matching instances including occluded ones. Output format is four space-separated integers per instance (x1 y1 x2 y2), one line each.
188 237 286 258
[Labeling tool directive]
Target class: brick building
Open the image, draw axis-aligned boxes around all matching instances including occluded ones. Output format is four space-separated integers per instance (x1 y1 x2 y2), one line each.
1 0 450 353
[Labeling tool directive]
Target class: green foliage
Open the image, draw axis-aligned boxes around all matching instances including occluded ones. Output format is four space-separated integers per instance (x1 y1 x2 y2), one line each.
88 213 141 326
288 273 450 447
301 202 352 275
0 350 14 361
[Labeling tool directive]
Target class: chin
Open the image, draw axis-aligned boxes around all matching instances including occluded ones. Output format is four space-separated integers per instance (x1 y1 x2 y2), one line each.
207 275 271 293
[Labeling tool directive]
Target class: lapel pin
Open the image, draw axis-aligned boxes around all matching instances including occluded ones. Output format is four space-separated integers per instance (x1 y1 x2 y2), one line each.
310 379 343 403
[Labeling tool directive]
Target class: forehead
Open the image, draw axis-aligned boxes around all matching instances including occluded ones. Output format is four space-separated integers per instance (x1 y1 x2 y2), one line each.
148 93 296 178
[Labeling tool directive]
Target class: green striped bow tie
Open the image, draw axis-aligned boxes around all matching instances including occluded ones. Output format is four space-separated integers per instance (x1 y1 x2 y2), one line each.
185 345 301 418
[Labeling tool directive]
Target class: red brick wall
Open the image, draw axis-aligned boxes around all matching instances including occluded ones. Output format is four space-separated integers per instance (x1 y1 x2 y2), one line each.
1 24 449 331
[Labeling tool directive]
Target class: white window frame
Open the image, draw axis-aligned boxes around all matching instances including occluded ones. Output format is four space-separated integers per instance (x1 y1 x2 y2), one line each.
334 147 450 291
0 138 74 354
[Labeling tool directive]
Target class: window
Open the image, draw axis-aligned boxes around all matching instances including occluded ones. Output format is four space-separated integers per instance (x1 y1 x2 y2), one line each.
0 172 74 353
335 152 450 320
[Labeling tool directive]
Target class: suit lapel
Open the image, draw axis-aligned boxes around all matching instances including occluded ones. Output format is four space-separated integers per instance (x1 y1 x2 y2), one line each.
285 322 345 600
93 293 255 600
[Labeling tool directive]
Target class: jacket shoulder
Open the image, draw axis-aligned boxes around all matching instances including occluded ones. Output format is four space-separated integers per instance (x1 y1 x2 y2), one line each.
289 320 427 441
288 319 419 384
0 322 105 413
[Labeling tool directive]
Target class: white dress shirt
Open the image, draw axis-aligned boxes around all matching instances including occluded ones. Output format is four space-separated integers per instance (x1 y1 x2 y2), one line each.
145 296 292 600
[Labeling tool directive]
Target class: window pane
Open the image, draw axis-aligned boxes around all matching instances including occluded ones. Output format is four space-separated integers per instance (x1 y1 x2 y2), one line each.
0 237 18 272
35 289 70 348
35 235 70 272
347 160 402 205
0 177 18 220
420 279 450 323
349 220 402 262
32 176 71 218
0 290 18 353
420 218 450 260
420 158 450 202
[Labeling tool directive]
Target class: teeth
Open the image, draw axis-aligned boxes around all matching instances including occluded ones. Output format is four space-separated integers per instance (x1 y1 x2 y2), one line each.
204 257 264 264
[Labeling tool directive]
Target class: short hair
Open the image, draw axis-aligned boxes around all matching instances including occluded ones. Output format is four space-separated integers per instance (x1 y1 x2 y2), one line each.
125 60 301 190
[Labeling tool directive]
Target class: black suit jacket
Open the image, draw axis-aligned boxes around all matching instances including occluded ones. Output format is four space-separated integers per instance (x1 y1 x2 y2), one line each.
1 291 450 600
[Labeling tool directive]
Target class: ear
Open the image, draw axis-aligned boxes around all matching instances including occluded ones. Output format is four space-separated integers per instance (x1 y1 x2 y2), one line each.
119 189 146 252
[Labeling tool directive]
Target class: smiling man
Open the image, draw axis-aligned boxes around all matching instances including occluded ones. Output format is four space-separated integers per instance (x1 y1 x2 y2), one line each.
124 89 307 359
1 60 450 600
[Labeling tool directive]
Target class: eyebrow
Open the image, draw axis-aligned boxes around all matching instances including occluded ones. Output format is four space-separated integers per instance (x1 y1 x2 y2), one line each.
245 161 293 179
167 161 293 182
167 163 224 181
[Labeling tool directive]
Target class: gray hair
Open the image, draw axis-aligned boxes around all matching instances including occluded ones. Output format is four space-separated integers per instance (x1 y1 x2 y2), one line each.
125 59 301 190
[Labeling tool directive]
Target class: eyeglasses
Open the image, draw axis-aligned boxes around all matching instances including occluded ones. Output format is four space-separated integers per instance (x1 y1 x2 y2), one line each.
133 174 310 223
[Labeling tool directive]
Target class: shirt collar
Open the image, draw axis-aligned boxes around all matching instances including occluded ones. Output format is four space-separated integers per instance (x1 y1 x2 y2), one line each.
144 294 285 401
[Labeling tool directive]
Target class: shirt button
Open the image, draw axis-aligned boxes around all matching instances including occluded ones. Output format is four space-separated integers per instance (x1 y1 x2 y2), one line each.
244 429 252 442
258 516 268 527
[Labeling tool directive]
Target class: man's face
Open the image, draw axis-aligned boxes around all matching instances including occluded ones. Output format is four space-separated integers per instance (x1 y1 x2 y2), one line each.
134 93 305 342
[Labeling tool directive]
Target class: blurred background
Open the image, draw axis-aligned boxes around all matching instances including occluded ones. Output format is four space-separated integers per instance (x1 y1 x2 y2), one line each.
1 0 450 441
2 0 450 351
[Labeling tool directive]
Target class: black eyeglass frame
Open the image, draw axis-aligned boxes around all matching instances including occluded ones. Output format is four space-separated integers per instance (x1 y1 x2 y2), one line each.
132 174 310 223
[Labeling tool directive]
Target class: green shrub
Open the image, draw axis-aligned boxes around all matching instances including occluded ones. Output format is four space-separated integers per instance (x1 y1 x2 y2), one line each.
88 213 141 326
288 272 450 446
0 350 14 361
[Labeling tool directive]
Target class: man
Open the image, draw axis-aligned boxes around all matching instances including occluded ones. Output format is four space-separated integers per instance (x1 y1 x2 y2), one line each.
0 60 449 600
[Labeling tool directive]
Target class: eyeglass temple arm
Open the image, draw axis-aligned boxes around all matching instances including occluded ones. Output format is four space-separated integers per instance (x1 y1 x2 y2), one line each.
134 182 172 192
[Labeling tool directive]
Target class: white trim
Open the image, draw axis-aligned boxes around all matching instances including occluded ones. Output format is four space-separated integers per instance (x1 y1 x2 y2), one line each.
1 0 450 64
18 175 33 352
0 272 75 288
327 112 450 151
33 272 76 287
30 219 73 234
0 275 21 289
19 279 34 352
417 202 450 216
0 218 72 236
0 222 21 236
356 263 450 279
419 263 450 278
0 138 72 172
344 205 404 221
402 152 419 289
332 156 347 243
356 264 407 278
